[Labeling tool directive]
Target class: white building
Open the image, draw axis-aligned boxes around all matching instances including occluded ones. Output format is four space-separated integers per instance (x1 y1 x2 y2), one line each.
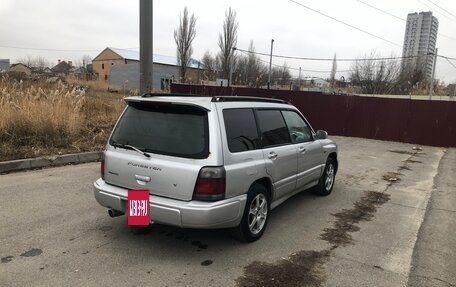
401 11 438 81
302 77 329 88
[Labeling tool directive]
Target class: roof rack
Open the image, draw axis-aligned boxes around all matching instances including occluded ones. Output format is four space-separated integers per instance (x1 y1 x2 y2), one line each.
211 96 289 104
141 93 154 98
139 93 289 104
141 92 195 98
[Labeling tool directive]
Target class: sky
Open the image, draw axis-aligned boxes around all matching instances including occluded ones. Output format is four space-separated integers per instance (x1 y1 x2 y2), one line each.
1 0 456 83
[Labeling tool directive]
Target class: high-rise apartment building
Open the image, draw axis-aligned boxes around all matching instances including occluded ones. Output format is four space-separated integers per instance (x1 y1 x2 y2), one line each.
402 12 438 81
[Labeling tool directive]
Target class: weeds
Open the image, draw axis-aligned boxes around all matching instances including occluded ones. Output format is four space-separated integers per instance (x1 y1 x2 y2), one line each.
0 75 125 160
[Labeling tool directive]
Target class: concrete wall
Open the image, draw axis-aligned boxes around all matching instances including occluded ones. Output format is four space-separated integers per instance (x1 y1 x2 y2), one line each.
0 59 10 72
171 84 456 147
110 63 179 91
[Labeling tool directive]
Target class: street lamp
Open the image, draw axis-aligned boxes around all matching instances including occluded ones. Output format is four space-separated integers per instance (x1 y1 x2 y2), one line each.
268 39 274 89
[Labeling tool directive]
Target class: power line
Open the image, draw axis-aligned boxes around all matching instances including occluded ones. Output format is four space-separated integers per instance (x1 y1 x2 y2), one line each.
425 0 456 20
356 0 405 21
0 45 100 52
435 33 456 42
0 44 139 52
443 57 456 70
438 55 456 61
286 0 401 47
234 47 424 62
240 51 351 73
417 0 456 23
235 49 353 77
356 0 456 41
236 47 456 76
438 55 456 70
249 52 310 72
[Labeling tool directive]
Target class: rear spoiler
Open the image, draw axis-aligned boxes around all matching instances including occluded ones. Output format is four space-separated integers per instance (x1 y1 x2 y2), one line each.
124 96 211 111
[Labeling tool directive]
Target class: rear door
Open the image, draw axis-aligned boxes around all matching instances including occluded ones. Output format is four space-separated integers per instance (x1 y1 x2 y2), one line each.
104 101 211 201
282 110 324 189
256 109 297 201
221 108 265 198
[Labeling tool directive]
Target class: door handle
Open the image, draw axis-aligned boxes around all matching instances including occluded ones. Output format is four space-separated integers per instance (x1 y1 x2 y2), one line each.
268 152 278 159
298 146 307 153
135 174 150 183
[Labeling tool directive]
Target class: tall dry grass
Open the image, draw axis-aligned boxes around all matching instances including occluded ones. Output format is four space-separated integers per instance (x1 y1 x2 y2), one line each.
0 75 125 161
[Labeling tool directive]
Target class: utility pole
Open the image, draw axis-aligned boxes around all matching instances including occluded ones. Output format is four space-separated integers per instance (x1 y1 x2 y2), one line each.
268 39 274 89
197 61 200 84
429 48 438 100
229 60 233 86
298 67 301 90
140 0 153 94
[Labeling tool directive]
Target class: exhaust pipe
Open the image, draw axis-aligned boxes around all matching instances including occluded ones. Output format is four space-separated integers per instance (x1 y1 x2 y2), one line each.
108 209 124 218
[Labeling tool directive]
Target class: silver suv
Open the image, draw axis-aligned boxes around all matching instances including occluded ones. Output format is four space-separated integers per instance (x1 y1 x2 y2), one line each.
93 94 338 242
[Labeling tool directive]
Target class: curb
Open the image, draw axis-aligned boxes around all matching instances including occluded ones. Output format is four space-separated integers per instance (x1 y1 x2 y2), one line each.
0 151 103 174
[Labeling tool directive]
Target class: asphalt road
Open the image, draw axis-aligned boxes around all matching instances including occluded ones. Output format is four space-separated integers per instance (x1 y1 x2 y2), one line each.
1 136 455 287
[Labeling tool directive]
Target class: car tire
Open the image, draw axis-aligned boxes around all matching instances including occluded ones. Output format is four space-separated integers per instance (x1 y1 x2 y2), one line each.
313 157 336 196
231 184 270 242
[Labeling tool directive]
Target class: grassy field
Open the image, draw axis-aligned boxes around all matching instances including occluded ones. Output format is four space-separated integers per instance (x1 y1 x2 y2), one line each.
0 75 129 161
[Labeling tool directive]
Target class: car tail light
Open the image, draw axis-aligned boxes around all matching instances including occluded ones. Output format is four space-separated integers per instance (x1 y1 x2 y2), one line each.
101 158 105 180
193 166 226 201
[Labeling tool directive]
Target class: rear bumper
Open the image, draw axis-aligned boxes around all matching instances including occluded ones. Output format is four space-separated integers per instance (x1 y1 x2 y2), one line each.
93 178 246 229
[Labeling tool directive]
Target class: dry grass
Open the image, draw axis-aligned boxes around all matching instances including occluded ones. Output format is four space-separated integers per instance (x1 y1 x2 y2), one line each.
0 75 126 161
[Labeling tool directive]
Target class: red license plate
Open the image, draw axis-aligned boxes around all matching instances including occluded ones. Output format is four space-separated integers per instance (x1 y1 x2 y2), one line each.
127 190 150 226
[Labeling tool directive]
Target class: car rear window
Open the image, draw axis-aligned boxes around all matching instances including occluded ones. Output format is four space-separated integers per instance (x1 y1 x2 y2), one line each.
110 102 209 159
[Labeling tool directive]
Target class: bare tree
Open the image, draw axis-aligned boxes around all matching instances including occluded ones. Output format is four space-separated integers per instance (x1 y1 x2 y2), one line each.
82 55 92 68
74 55 93 68
280 63 292 86
234 41 266 87
245 41 266 87
174 7 196 83
395 61 425 94
349 53 400 94
218 7 238 80
201 51 218 81
330 53 337 87
234 55 247 85
17 55 50 72
270 63 292 86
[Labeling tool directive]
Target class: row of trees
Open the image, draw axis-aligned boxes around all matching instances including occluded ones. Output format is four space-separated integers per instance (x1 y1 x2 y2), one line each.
16 56 51 72
174 7 430 93
174 7 291 86
349 53 426 94
16 55 92 72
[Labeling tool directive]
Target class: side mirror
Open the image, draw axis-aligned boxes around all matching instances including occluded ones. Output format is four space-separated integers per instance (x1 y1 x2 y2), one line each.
316 130 328 140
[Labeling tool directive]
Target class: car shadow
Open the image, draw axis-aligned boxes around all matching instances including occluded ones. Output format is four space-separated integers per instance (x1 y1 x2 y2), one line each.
91 187 331 260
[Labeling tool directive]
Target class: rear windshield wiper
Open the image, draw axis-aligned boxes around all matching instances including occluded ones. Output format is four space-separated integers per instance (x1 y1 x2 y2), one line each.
111 141 151 158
